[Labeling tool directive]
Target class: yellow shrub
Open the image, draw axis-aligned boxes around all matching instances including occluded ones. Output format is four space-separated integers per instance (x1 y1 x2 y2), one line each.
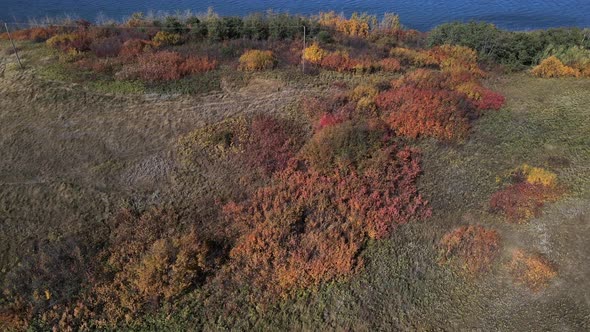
303 43 328 64
520 164 557 187
152 31 181 47
532 56 580 78
239 50 276 71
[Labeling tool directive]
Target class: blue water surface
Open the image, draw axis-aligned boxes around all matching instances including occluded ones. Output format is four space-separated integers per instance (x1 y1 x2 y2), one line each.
1 0 589 31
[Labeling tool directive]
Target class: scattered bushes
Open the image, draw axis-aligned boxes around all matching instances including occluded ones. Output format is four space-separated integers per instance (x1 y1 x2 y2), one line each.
532 56 580 78
439 225 501 275
508 249 557 292
238 50 277 71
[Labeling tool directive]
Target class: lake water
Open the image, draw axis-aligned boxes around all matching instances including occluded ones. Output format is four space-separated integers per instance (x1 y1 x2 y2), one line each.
2 0 590 31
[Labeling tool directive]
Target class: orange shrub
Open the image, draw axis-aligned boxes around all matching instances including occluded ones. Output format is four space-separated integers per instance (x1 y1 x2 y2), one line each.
376 86 471 140
179 56 218 74
532 56 580 78
378 58 402 72
508 249 557 292
239 50 277 71
439 225 501 275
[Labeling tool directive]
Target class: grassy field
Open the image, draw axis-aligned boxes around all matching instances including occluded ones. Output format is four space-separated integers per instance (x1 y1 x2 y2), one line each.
1 40 589 331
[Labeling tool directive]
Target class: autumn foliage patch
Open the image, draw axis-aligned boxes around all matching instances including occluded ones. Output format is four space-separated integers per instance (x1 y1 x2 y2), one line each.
439 225 501 276
376 86 471 140
490 165 561 223
223 143 431 298
508 249 557 292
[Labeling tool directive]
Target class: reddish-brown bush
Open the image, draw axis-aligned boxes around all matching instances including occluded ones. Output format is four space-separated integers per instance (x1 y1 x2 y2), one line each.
376 86 471 140
89 36 123 57
320 52 359 72
179 56 218 74
119 38 152 59
240 115 303 174
139 50 184 81
439 225 501 275
224 144 430 298
379 58 402 72
489 182 561 223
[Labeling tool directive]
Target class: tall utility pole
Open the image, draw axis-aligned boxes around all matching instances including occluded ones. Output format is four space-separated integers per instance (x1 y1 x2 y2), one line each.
4 23 24 69
302 25 306 73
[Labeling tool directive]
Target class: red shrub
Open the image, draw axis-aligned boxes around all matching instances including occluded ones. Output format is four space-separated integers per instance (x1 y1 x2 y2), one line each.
179 56 218 75
134 51 184 81
473 88 505 110
224 145 430 298
376 86 471 140
439 225 501 275
490 182 561 223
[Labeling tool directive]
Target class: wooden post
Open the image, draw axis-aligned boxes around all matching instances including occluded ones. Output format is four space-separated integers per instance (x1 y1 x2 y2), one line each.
4 23 23 69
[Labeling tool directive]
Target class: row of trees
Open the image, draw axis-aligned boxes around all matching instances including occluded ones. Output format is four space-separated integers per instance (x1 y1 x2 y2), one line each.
428 21 590 69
